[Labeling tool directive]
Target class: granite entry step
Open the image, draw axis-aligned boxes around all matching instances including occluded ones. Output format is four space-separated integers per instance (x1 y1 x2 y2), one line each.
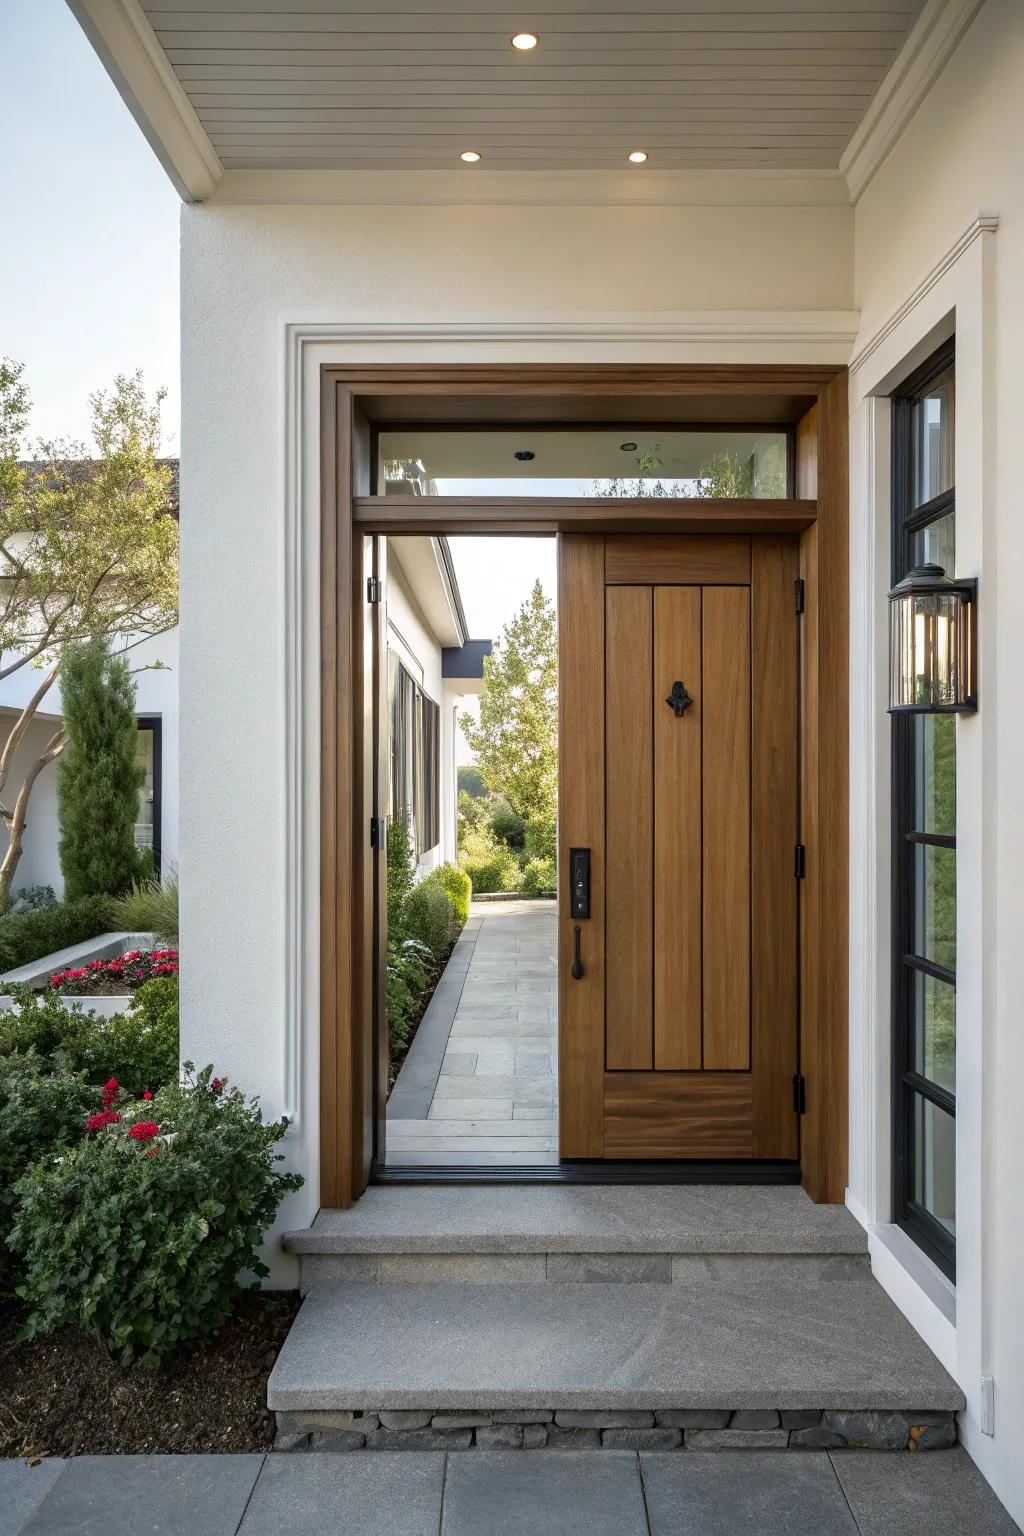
286 1185 869 1253
267 1274 964 1450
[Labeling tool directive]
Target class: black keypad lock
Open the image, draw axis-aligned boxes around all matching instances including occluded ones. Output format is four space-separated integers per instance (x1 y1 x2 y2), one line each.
569 847 591 921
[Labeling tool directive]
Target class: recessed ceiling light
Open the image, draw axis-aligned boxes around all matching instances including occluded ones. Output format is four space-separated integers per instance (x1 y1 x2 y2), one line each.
620 442 638 452
514 450 536 461
511 32 538 50
460 150 481 163
628 150 649 164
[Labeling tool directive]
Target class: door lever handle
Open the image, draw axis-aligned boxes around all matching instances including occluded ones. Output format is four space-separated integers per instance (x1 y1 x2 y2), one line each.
571 925 584 980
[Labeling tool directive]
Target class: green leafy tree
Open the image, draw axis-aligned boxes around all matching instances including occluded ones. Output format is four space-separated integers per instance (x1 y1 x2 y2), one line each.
592 443 785 499
57 637 145 899
0 361 178 903
459 580 557 826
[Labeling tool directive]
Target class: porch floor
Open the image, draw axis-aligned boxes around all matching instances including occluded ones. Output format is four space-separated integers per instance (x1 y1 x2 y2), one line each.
386 899 558 1166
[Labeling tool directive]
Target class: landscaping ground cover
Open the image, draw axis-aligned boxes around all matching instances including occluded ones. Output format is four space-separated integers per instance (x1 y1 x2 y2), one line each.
0 1291 300 1457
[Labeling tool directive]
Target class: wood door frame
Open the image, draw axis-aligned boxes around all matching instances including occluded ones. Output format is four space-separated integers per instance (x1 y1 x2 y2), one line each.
320 362 848 1207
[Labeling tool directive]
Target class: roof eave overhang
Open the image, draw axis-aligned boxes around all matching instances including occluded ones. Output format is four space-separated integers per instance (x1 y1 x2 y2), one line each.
66 0 222 202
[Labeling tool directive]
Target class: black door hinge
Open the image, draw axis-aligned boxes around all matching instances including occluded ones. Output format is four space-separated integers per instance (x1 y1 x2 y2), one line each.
793 1074 807 1115
794 843 806 879
794 578 805 615
367 576 383 603
369 816 386 849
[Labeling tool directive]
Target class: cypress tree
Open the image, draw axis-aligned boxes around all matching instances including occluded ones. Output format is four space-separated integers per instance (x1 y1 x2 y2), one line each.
57 638 145 900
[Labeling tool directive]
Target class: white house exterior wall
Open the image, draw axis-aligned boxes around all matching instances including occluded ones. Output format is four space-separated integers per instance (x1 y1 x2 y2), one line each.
177 191 857 1276
0 626 179 895
846 0 1024 1521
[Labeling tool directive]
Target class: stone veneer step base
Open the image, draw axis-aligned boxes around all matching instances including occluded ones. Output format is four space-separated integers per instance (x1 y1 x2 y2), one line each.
272 1407 958 1454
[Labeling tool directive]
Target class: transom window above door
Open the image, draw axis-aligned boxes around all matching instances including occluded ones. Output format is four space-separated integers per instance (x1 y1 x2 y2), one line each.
376 428 790 499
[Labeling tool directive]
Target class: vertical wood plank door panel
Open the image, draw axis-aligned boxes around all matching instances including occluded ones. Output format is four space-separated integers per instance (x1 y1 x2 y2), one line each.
751 536 799 1159
558 532 801 1165
654 586 702 1071
558 534 606 1158
702 586 751 1071
605 585 654 1070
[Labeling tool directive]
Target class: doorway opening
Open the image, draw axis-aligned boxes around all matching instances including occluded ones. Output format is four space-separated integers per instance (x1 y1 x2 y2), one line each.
382 534 559 1169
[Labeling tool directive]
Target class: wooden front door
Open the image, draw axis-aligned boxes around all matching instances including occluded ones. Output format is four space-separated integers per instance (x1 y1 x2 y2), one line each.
558 533 799 1161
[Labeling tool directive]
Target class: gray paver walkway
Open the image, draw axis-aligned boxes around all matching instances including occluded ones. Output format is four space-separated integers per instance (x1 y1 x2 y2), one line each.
386 898 558 1165
2 1448 1018 1536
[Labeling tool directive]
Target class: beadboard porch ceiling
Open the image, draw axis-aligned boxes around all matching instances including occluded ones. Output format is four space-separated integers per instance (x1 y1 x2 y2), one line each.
135 0 924 173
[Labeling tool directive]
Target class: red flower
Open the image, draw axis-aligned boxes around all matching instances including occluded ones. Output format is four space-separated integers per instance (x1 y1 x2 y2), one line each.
129 1120 160 1143
143 1089 153 1101
101 1077 120 1107
86 1109 121 1131
210 1077 226 1095
145 1147 158 1159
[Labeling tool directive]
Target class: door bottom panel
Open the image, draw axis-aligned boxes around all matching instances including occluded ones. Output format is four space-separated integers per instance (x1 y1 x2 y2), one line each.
603 1072 753 1159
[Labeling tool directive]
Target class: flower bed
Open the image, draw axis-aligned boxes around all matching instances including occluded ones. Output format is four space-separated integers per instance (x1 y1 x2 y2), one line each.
49 947 178 996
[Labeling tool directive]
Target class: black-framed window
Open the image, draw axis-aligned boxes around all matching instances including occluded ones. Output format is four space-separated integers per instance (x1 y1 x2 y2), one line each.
135 717 163 880
891 339 957 1280
389 654 440 858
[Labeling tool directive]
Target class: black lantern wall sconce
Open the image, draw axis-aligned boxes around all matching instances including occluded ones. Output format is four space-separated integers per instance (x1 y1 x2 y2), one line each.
887 563 977 714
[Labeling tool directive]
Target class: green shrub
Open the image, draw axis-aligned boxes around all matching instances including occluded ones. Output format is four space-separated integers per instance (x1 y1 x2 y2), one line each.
0 978 179 1098
0 894 115 975
488 798 526 851
458 826 521 895
524 810 557 864
111 876 179 943
400 880 456 961
9 885 57 915
457 765 487 799
386 936 432 1055
428 863 471 926
57 638 145 901
386 817 415 931
11 1064 302 1368
0 1056 95 1286
521 856 557 896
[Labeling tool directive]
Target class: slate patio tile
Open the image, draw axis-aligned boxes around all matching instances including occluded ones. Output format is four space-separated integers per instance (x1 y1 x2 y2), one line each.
0 1458 66 1536
18 1455 262 1536
641 1450 857 1536
829 1447 1021 1536
239 1452 444 1536
442 1451 649 1536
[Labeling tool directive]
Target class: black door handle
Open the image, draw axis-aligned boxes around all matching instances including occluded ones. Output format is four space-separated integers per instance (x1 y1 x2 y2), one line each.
572 925 584 980
666 680 694 716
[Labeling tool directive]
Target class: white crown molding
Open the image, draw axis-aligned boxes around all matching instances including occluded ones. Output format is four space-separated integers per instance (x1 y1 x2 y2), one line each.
849 214 997 377
66 0 222 201
841 0 987 203
286 315 861 349
210 167 851 210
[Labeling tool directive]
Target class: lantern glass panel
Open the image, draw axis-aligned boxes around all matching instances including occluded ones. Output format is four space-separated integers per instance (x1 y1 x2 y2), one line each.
889 588 965 709
911 365 954 507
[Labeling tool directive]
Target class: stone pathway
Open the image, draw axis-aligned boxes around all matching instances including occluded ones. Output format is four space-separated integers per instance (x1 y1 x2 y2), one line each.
386 899 558 1166
2 1447 1019 1535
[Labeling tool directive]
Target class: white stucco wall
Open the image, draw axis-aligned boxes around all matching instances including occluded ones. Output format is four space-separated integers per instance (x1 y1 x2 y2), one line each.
177 185 855 1267
846 0 1024 1523
0 714 64 895
0 626 179 896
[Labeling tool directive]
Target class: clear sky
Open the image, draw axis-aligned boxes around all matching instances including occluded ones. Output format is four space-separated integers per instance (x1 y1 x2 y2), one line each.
0 0 180 450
